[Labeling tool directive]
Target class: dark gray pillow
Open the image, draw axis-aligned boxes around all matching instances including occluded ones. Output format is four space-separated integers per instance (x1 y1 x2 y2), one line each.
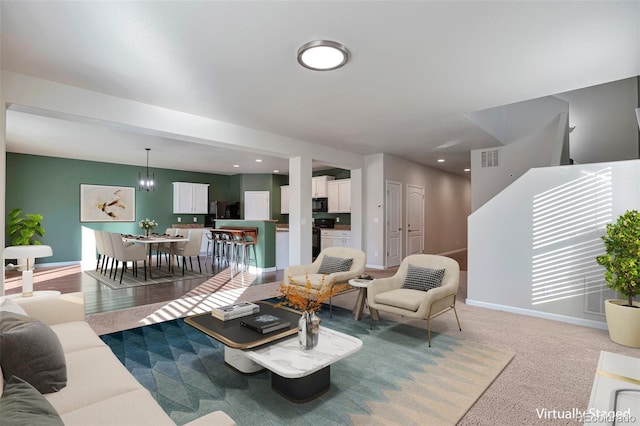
0 376 64 426
402 264 445 292
318 255 353 274
0 312 67 394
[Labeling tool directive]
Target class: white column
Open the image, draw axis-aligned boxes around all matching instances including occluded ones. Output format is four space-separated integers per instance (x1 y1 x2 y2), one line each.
349 168 363 250
288 156 313 266
1 69 6 295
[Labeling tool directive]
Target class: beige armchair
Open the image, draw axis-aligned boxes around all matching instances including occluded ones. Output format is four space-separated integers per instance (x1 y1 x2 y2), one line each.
368 254 461 346
284 247 366 314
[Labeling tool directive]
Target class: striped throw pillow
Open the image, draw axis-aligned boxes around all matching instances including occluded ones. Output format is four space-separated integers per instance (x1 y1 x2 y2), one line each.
318 256 353 274
402 264 445 292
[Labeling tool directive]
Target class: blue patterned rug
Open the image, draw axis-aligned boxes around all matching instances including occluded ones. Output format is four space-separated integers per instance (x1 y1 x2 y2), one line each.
101 305 513 425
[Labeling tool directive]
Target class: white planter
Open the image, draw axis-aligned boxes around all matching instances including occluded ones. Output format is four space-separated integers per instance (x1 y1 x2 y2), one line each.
604 299 640 348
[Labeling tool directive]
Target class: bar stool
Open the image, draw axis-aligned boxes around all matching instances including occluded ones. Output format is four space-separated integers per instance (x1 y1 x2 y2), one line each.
235 231 257 271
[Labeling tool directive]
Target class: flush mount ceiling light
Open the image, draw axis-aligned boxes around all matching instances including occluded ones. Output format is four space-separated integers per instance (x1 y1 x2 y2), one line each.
297 40 350 71
139 148 155 191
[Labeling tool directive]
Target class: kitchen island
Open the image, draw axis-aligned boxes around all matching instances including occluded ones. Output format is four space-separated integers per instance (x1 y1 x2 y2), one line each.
213 220 277 271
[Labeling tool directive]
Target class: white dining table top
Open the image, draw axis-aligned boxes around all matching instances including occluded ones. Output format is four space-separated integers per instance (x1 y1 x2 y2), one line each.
123 235 189 244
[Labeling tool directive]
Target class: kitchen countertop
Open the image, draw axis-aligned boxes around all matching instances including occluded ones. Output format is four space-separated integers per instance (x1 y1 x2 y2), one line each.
275 224 351 231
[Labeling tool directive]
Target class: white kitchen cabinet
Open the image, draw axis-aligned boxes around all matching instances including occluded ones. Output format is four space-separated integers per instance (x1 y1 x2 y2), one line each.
320 229 351 250
244 191 270 220
328 179 351 213
312 175 334 198
173 182 209 214
280 185 289 214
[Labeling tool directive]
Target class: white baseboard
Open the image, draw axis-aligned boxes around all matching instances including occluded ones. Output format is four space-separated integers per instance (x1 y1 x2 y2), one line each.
366 263 385 270
465 299 608 330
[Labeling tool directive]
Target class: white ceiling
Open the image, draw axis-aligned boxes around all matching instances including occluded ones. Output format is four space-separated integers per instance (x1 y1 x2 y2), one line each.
2 1 639 176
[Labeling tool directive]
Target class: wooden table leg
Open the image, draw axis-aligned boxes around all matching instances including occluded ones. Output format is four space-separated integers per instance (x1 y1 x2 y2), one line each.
353 287 366 320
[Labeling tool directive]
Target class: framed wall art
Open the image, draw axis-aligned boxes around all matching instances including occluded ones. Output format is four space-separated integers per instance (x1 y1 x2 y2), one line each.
80 184 135 222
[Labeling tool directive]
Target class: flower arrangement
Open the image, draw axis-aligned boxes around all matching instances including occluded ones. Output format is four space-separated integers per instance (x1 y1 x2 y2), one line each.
276 275 348 313
138 218 158 235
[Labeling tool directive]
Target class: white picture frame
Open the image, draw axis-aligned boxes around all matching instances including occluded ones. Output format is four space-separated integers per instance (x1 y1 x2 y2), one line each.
80 184 135 222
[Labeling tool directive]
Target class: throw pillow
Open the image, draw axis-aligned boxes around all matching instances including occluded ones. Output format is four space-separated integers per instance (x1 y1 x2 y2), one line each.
0 312 67 394
0 298 27 316
402 264 445 292
0 376 64 426
317 256 353 275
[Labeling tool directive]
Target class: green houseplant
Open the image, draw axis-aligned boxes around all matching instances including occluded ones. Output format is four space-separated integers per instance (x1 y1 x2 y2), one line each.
7 208 46 246
595 209 640 348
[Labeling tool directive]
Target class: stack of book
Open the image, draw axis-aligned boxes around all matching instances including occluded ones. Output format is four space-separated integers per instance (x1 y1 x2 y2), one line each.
241 314 291 334
211 302 259 321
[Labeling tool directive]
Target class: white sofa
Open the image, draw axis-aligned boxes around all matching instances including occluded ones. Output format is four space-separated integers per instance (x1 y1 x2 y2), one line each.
3 292 235 426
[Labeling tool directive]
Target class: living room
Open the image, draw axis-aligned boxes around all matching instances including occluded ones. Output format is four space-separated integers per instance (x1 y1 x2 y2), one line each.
2 2 640 425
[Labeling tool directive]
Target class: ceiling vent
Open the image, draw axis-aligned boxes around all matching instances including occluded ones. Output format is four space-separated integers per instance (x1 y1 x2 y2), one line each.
481 149 500 168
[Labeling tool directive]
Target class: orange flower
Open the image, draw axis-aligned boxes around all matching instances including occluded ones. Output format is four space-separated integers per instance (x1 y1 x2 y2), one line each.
275 274 348 312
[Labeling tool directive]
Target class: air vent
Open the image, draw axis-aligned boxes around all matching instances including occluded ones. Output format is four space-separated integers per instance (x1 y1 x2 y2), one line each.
481 149 499 168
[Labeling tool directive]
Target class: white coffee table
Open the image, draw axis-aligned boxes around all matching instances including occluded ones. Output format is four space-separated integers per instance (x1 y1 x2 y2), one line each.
242 327 362 402
348 278 379 321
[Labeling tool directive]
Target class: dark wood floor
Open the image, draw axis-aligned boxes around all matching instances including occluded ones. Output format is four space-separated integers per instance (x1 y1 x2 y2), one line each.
4 250 467 315
4 257 282 315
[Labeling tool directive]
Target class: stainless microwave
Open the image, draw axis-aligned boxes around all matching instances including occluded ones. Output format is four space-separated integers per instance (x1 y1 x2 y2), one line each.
312 197 328 213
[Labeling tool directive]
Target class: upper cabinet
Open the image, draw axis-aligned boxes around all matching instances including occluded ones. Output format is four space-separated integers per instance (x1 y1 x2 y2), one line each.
173 182 209 214
280 185 290 214
328 179 351 213
244 190 270 220
312 175 334 198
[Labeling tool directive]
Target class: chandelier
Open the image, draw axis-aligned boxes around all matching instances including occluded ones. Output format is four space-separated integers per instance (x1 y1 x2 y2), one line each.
139 148 155 191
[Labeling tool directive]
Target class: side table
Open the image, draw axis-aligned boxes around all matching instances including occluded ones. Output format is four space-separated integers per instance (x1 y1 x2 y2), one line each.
348 278 379 321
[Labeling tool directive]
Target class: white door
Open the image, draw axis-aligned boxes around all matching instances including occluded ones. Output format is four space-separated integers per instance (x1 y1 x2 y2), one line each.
386 181 402 268
407 184 424 255
244 191 270 220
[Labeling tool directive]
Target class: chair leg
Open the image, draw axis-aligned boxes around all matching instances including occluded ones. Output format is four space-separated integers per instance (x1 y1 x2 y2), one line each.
143 260 147 281
119 262 125 284
453 305 462 331
197 256 202 273
427 317 432 347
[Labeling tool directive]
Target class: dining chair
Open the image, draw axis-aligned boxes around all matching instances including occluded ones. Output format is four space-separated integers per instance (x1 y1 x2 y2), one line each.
109 232 147 283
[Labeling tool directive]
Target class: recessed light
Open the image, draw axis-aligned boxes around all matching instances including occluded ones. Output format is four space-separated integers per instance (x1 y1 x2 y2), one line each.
233 164 240 168
297 40 350 71
255 159 262 163
273 170 279 173
464 168 471 172
437 159 445 163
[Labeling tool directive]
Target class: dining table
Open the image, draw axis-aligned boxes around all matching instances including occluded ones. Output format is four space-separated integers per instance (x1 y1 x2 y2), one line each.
123 234 189 278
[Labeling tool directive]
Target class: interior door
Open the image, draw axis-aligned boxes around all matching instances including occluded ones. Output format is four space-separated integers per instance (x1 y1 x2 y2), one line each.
407 184 424 255
386 181 402 268
244 191 270 220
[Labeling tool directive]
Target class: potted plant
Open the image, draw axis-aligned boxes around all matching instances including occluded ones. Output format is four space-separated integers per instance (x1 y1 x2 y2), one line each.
595 209 640 348
6 208 46 271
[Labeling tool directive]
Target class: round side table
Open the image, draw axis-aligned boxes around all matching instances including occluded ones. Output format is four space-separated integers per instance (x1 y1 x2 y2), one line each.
348 279 379 321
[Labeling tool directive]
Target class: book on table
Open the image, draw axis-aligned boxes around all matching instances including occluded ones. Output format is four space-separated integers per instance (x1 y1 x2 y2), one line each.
240 314 291 334
211 302 259 321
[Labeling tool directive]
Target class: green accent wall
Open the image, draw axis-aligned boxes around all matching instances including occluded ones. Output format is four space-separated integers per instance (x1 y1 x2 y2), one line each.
4 153 281 265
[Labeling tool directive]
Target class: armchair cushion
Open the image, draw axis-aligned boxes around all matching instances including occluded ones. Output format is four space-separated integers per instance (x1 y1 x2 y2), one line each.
374 288 425 312
402 265 445 292
317 256 353 275
289 274 327 290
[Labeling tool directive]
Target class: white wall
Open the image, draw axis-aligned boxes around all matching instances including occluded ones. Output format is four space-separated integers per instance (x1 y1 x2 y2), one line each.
468 159 640 329
364 154 385 269
1 66 5 293
471 111 568 211
554 76 639 164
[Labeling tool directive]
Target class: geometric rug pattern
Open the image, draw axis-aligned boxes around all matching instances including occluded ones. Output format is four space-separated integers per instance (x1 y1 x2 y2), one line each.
101 305 514 425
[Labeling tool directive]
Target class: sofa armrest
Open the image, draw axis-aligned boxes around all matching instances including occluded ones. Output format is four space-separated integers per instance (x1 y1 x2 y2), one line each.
183 410 236 426
13 292 85 325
